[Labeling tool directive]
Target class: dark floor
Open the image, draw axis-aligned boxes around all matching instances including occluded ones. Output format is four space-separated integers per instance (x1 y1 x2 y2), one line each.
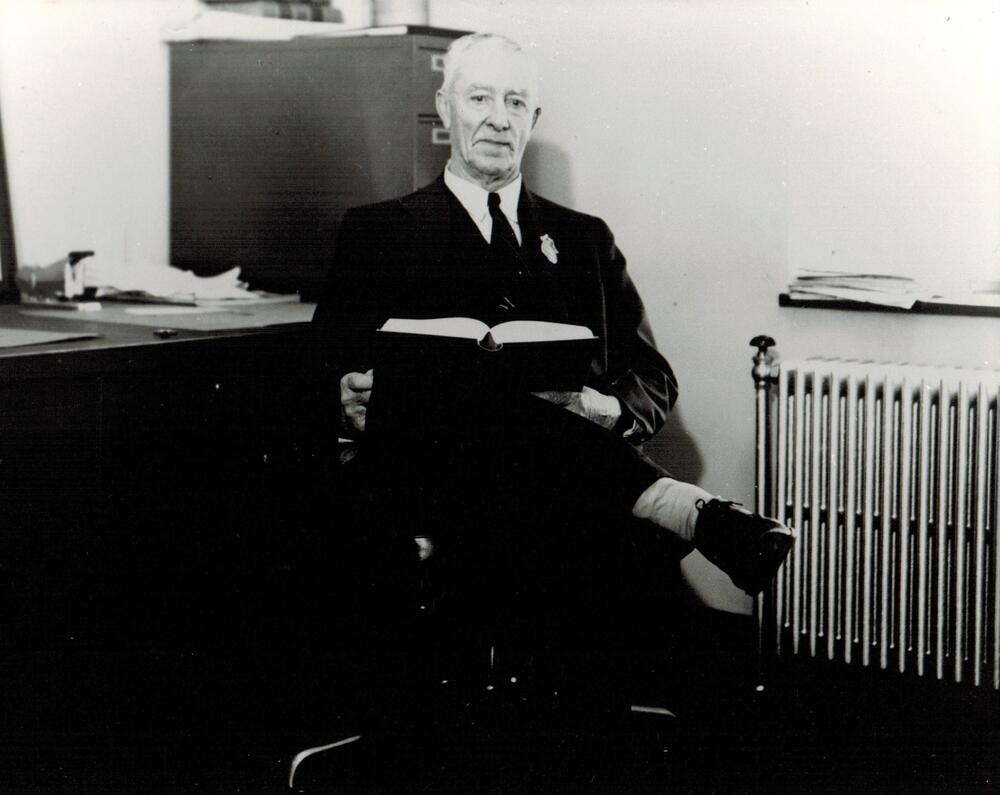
3 599 997 793
240 609 1000 794
0 611 1000 793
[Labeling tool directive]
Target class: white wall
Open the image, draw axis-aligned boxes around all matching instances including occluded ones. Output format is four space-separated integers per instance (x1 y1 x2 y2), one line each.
0 0 198 269
428 0 1000 610
1 0 997 611
782 3 999 288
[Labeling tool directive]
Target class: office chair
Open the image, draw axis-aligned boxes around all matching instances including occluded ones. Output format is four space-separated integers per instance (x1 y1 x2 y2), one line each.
283 440 689 791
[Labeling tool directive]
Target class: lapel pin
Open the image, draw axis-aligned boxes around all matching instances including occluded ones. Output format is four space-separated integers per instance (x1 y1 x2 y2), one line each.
539 234 559 264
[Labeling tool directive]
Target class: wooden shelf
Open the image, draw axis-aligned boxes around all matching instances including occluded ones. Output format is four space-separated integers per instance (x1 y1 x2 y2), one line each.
778 294 1000 318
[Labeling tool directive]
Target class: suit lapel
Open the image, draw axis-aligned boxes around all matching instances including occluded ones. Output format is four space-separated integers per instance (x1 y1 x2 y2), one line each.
397 176 570 324
403 177 548 268
516 184 571 324
398 177 501 319
518 185 563 274
400 177 490 266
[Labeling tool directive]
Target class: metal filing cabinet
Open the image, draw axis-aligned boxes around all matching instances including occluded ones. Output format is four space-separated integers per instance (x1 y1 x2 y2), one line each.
169 28 465 298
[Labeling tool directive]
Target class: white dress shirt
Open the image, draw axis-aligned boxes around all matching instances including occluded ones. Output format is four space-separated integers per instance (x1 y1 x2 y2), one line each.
443 165 523 245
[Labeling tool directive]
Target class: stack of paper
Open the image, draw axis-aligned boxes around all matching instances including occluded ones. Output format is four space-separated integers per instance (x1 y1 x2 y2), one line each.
787 269 935 309
87 263 296 306
161 8 350 41
160 9 415 43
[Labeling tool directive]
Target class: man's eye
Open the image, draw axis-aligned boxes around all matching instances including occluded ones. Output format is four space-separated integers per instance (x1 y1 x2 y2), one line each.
470 95 488 104
508 97 525 109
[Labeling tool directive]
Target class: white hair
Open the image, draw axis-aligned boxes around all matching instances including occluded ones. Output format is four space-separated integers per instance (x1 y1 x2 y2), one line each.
440 32 539 100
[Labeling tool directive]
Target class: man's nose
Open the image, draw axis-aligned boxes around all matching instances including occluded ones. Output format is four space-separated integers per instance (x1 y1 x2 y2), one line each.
486 101 510 130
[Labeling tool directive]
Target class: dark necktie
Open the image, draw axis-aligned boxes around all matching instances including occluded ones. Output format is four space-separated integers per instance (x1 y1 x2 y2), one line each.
488 192 520 259
487 192 522 313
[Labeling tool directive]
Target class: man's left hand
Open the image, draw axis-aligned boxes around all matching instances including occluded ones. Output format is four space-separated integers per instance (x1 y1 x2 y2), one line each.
532 386 622 431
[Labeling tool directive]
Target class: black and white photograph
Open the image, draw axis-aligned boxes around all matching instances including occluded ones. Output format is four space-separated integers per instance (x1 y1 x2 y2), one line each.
0 0 997 791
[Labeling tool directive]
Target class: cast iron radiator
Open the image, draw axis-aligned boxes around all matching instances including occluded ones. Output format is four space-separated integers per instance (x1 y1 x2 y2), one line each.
752 339 1000 688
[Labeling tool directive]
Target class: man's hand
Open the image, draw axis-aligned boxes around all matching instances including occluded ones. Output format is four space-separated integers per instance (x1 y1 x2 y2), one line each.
532 386 622 431
341 369 373 434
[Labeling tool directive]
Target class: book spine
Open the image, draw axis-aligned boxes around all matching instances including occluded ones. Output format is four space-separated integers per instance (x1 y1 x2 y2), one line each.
207 2 345 22
205 0 336 6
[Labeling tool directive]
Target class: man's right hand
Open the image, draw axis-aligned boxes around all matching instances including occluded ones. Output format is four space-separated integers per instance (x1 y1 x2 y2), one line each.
340 369 373 434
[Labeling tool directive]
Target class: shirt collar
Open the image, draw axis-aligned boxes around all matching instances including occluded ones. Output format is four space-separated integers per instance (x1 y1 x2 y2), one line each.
443 164 522 225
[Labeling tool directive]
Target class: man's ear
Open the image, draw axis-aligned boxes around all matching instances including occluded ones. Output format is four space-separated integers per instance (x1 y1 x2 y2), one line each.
435 89 451 129
531 106 542 130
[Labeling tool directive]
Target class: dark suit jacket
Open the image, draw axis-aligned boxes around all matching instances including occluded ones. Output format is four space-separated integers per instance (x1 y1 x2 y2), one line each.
313 176 678 442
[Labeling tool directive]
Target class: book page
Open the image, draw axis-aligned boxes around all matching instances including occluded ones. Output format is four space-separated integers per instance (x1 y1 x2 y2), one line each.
490 320 595 344
380 317 489 340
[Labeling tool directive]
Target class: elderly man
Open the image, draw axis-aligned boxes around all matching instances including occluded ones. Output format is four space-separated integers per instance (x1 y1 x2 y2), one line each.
313 32 792 602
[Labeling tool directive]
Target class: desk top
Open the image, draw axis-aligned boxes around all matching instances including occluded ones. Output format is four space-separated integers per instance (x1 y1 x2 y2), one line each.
1 300 315 352
0 301 317 380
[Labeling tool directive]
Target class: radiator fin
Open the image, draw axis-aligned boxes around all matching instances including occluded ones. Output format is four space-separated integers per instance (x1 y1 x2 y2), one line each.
771 360 1000 688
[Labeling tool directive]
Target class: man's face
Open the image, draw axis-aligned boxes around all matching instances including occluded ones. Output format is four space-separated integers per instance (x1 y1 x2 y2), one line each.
436 43 541 189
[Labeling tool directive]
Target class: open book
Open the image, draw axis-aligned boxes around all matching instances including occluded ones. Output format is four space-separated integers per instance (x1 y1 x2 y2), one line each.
379 317 595 347
368 317 598 438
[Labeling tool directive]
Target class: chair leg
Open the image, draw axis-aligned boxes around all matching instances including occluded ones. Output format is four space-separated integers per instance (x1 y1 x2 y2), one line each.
287 734 362 790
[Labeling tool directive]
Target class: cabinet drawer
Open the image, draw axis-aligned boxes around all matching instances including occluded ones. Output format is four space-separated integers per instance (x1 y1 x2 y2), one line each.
414 115 452 189
411 42 449 115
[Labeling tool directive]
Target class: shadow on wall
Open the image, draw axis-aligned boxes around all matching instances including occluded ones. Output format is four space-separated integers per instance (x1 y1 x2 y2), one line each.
525 138 704 486
644 405 704 485
522 139 574 207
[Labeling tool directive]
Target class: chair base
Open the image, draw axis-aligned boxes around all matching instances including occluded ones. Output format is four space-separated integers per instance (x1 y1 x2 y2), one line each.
286 667 679 791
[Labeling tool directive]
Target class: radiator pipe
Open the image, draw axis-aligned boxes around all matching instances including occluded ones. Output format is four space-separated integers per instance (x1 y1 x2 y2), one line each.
972 383 988 687
751 335 777 692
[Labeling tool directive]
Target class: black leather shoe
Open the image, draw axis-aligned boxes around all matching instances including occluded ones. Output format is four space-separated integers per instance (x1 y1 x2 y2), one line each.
693 499 795 595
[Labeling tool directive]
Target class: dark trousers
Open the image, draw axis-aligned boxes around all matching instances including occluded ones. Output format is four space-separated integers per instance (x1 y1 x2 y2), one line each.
267 396 696 755
344 395 683 649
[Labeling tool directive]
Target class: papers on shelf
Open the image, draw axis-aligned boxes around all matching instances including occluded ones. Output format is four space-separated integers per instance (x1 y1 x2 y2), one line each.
161 9 410 42
787 269 1000 310
788 270 935 309
924 292 1000 309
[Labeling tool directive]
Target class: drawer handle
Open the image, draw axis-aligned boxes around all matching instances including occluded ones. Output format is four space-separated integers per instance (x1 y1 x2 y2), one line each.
430 53 445 72
431 127 451 146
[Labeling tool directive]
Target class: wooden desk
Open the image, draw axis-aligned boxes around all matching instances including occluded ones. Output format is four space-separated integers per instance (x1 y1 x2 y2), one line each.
0 303 344 788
